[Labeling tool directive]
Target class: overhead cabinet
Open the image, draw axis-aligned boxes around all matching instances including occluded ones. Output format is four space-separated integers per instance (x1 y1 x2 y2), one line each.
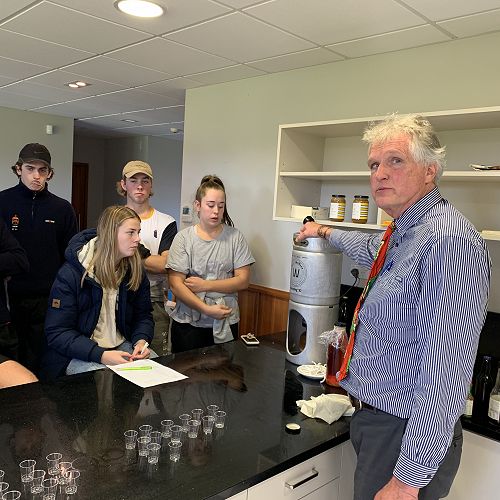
273 106 500 239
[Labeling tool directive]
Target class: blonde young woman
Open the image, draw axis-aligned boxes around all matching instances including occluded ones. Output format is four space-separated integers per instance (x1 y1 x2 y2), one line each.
167 175 255 353
41 206 154 379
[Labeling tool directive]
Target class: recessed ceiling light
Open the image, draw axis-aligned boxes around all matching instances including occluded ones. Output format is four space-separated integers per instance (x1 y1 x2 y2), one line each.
115 0 164 18
67 81 90 88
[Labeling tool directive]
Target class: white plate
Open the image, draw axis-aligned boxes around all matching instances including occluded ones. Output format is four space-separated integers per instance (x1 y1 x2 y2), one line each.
297 364 326 380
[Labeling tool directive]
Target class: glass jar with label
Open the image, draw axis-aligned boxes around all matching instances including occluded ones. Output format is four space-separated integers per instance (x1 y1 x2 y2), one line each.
352 195 369 224
329 194 346 222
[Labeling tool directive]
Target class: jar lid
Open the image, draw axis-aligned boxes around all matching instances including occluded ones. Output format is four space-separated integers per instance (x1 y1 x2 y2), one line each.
354 195 369 198
331 194 345 197
285 423 301 434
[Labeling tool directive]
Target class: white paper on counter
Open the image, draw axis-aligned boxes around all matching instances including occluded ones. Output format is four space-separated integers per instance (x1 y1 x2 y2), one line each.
107 359 188 388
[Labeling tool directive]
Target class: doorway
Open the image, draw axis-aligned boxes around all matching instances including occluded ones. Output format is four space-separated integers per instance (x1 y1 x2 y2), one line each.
72 162 89 230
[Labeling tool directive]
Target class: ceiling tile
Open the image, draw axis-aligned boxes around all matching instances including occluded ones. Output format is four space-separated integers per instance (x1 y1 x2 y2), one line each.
0 80 89 103
402 0 500 22
247 48 343 73
0 56 50 81
80 106 185 126
3 2 151 54
72 89 181 116
438 9 500 37
188 64 265 84
63 56 172 86
50 0 231 35
165 12 315 61
0 0 36 19
108 38 233 76
113 123 184 136
245 0 425 45
23 70 125 95
328 25 451 59
216 0 269 8
138 77 202 101
32 98 117 117
0 28 94 67
0 89 57 110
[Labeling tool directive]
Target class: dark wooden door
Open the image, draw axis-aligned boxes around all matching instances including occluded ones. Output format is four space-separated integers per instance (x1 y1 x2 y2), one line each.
72 162 89 230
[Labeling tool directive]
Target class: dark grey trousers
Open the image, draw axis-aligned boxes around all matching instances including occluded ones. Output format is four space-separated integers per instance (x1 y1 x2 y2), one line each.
350 407 463 500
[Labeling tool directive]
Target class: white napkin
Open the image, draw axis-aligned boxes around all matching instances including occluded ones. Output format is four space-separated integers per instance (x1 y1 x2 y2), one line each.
296 394 354 424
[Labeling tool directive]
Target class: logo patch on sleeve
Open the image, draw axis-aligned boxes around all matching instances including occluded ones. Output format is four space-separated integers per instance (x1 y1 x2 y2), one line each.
51 298 61 308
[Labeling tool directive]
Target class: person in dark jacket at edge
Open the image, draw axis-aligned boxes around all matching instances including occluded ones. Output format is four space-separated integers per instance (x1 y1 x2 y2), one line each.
0 218 38 388
0 143 78 375
40 205 154 381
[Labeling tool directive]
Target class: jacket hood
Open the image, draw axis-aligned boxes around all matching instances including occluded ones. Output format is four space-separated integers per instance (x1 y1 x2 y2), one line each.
64 228 97 270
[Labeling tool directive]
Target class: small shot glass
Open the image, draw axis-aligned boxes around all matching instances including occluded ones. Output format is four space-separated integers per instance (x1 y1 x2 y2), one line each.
0 471 4 482
42 478 58 500
191 408 203 423
161 419 174 438
149 430 162 444
2 491 21 500
46 453 62 476
138 424 153 437
65 470 81 495
202 415 215 435
137 436 151 456
168 441 182 462
170 425 182 444
206 404 219 416
0 483 10 496
147 443 161 464
30 469 46 494
187 419 200 438
58 462 73 486
124 429 139 449
179 414 190 432
19 459 36 482
214 410 227 429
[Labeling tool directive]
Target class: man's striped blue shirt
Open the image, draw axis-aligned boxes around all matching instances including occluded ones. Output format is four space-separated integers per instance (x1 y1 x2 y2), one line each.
330 188 490 488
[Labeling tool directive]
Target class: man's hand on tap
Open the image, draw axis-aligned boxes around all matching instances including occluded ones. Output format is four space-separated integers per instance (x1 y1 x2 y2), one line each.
295 221 322 242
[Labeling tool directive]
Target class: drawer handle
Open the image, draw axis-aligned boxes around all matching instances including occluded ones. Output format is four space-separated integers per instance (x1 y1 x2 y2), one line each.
285 468 319 490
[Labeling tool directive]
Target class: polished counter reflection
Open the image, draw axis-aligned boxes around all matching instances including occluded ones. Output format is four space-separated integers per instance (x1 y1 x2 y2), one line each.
0 340 349 499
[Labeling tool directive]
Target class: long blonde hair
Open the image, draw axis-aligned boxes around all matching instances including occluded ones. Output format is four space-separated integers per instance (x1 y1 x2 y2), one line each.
86 206 143 291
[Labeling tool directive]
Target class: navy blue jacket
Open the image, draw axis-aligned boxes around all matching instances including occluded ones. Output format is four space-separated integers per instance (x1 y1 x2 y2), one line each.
0 218 29 325
0 181 78 297
41 229 153 380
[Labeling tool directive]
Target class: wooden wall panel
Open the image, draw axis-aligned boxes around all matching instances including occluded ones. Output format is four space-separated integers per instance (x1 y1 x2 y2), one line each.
239 284 289 336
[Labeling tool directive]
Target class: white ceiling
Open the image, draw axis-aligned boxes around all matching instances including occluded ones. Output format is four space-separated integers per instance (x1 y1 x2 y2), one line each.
1 0 500 139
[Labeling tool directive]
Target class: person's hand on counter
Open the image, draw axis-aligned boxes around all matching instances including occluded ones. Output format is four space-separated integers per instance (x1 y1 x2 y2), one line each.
101 350 133 365
374 476 419 500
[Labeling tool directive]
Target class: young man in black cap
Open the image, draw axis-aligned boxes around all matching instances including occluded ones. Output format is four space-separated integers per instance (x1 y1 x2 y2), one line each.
0 143 78 374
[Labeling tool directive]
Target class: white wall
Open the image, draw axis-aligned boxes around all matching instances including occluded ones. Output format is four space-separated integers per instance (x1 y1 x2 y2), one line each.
147 136 183 220
0 106 74 200
73 134 183 226
182 32 500 308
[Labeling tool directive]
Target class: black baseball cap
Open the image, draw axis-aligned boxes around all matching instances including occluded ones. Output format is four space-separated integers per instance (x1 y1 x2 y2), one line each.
18 143 51 166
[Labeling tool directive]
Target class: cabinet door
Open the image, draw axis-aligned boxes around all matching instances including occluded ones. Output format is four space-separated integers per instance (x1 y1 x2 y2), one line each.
301 478 339 500
247 446 341 500
227 490 247 500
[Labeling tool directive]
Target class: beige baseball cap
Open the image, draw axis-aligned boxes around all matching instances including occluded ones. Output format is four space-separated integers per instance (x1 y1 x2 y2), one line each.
122 160 153 179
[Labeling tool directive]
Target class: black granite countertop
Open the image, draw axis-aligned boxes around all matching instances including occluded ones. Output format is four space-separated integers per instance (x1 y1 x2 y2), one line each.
0 340 349 499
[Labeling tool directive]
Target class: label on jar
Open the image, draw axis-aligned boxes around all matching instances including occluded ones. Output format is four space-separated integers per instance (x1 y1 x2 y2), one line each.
329 202 345 220
488 394 500 422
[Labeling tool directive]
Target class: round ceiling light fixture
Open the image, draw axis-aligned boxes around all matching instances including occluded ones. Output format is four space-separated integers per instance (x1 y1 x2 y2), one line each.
115 0 164 18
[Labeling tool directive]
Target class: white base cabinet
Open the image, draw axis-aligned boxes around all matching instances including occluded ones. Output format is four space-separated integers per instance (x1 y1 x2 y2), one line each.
444 430 500 500
229 440 356 500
